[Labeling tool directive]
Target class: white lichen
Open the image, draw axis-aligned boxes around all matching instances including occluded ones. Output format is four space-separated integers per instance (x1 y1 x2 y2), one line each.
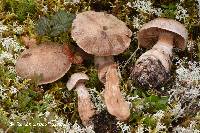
197 0 200 16
176 61 200 82
0 37 24 53
0 22 8 33
129 0 162 16
41 5 48 14
173 121 200 133
0 51 15 64
168 60 200 121
12 22 24 35
175 3 189 22
89 87 105 112
64 0 80 4
132 16 145 29
136 124 145 133
117 121 131 133
10 86 18 94
0 84 8 100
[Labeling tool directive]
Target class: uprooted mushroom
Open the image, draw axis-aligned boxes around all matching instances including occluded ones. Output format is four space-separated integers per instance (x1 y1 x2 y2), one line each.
67 73 96 127
15 40 81 85
71 11 132 121
131 18 188 88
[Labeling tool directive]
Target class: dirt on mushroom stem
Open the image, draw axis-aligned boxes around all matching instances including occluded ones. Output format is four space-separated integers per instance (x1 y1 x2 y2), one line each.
131 56 170 89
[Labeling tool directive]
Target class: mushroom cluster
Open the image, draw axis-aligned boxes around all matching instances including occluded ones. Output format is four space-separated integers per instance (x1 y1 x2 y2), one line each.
15 11 188 129
131 18 188 88
71 11 132 121
16 40 94 126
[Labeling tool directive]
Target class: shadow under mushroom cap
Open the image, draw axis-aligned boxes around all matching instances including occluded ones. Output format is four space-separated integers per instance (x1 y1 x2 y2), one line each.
15 43 72 85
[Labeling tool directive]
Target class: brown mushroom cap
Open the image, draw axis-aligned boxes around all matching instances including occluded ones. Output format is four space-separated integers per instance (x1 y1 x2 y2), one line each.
15 43 71 85
66 73 89 91
137 18 188 50
71 11 132 56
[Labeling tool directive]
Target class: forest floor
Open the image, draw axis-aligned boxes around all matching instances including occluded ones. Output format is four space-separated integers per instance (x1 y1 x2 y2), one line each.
0 0 199 132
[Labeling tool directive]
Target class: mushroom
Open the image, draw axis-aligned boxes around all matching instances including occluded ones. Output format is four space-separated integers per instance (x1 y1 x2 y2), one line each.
71 11 132 121
131 18 188 88
21 36 37 48
15 42 72 85
67 72 95 126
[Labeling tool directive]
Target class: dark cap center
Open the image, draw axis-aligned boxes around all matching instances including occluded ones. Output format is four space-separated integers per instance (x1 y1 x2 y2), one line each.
103 26 108 30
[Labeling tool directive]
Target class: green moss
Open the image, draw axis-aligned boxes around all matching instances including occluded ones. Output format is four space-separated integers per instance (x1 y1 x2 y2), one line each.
161 3 177 19
0 108 9 128
0 0 6 12
86 68 102 90
17 88 38 112
143 116 157 128
5 0 38 22
144 95 168 112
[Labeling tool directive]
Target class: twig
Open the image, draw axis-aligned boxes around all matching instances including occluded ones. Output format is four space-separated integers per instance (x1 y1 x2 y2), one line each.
121 47 139 73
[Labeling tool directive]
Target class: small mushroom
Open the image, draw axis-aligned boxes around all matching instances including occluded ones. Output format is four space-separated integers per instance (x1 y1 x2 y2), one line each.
21 36 37 48
67 73 95 126
15 42 72 85
71 11 132 121
131 18 188 88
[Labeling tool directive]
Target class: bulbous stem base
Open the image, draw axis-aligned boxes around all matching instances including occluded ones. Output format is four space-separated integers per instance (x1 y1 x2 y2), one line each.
132 32 174 88
132 56 169 88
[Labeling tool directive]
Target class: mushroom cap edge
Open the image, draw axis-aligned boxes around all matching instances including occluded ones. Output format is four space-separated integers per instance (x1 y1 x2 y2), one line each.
66 72 89 90
137 18 188 50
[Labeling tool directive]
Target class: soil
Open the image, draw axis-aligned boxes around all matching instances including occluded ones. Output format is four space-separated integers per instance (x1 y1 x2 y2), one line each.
131 56 170 89
92 110 120 133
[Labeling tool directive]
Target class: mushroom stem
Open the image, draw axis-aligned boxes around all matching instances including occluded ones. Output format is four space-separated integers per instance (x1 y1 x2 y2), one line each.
94 56 114 83
76 83 90 98
75 83 96 126
152 32 174 56
104 64 130 121
157 33 174 47
94 56 114 68
94 56 130 121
